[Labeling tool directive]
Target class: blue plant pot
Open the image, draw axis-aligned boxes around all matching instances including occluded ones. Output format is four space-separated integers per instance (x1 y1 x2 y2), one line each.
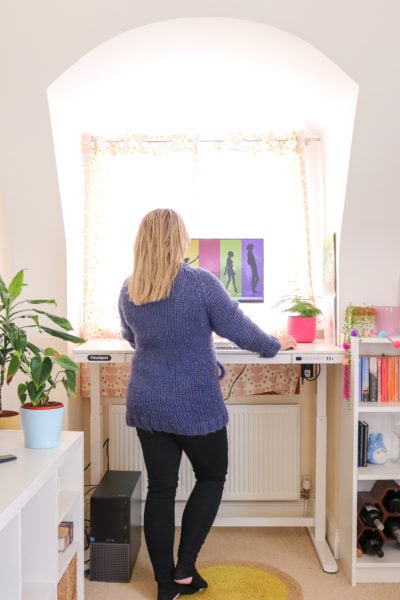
20 403 65 449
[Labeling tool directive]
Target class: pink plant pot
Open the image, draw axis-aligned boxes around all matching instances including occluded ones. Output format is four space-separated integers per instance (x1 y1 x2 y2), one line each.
287 316 317 343
374 306 400 336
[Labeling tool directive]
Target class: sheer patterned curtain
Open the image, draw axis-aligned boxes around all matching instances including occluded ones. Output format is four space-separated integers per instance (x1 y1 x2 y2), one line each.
81 134 199 338
193 133 314 302
80 131 315 340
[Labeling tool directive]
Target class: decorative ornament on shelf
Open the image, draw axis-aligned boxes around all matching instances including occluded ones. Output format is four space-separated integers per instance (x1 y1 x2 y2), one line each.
342 304 376 401
367 432 387 465
342 329 358 401
378 330 400 348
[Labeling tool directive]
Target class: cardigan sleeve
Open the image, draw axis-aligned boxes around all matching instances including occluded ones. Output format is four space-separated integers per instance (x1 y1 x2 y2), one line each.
193 268 281 358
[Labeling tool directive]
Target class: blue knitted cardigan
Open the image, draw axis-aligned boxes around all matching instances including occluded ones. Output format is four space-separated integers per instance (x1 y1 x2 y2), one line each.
118 263 281 435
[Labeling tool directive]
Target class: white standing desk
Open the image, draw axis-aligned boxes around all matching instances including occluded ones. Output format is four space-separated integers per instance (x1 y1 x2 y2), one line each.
73 339 343 574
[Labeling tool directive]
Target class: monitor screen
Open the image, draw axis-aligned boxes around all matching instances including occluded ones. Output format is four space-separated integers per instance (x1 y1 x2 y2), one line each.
186 238 264 302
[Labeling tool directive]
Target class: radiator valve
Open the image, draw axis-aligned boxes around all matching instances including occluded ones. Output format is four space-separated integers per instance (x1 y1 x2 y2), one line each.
301 475 311 499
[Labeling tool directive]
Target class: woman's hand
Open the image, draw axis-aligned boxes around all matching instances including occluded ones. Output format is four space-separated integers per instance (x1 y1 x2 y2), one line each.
277 334 297 350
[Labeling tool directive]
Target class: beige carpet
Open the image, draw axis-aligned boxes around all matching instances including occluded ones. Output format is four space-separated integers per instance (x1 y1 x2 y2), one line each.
85 527 400 600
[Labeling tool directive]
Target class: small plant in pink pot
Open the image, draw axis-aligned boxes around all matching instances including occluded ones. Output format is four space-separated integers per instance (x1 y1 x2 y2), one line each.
276 295 322 343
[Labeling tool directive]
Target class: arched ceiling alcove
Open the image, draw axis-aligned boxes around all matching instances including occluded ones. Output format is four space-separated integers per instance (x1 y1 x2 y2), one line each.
48 17 358 321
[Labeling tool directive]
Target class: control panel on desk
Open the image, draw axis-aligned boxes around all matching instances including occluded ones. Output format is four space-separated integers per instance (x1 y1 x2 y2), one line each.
292 353 342 364
289 343 344 364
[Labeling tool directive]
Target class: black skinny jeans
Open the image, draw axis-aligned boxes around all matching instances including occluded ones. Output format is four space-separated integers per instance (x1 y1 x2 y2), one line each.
137 426 228 583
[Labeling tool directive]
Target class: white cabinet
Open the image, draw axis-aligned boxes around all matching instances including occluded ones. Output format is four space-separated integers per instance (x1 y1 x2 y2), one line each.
340 336 400 584
0 430 84 600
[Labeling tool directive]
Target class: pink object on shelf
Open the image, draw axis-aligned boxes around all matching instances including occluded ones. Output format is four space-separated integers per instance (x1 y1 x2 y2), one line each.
374 306 400 336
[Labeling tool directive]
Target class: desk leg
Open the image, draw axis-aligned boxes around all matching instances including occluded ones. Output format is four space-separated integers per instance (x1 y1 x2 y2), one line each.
89 363 103 485
307 364 338 573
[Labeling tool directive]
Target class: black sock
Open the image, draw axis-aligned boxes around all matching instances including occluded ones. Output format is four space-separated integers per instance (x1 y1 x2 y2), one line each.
173 563 208 590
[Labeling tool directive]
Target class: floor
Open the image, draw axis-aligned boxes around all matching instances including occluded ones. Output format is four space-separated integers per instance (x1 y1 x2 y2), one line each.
84 526 400 600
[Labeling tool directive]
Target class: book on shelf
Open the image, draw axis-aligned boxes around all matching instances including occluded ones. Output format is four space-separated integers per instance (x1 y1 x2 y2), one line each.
58 520 74 552
377 356 382 402
358 420 363 467
388 356 396 402
59 520 74 544
369 356 378 402
359 356 370 402
58 526 70 552
381 356 389 402
358 420 369 467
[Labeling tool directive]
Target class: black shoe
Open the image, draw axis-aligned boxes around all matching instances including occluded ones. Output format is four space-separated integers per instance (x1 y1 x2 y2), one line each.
177 583 199 595
158 582 181 600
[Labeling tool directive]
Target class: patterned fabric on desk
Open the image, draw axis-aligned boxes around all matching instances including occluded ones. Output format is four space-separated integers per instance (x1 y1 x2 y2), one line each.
80 363 300 398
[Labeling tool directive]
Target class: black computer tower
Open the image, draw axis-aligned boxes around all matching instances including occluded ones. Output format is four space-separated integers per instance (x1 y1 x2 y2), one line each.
90 470 142 582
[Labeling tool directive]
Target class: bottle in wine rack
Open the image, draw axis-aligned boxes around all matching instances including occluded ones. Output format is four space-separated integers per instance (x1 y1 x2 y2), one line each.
371 480 400 514
358 491 385 530
383 490 400 514
384 517 400 543
358 529 385 557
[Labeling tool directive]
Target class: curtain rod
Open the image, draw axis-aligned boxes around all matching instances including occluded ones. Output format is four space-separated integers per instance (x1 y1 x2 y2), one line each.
101 136 320 144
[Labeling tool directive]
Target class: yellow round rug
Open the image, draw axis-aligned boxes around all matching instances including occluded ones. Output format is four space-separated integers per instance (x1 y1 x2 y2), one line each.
197 564 303 600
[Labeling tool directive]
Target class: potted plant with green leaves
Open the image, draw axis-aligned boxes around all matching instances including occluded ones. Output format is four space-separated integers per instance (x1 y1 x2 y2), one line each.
18 347 84 448
0 269 85 445
275 295 322 343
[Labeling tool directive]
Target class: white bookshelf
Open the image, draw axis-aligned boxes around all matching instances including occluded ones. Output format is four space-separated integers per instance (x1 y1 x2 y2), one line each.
0 430 84 600
340 336 400 584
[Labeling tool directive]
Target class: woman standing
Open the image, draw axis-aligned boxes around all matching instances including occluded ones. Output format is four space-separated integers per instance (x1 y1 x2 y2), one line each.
224 250 239 294
246 243 260 294
118 209 296 600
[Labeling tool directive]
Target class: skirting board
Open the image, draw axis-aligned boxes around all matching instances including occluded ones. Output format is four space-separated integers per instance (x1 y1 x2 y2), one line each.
325 508 340 559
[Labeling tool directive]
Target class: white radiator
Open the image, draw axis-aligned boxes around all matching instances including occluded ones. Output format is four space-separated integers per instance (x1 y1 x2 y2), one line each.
109 404 300 501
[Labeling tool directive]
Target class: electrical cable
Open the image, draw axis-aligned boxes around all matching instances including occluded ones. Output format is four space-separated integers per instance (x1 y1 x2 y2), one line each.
223 365 247 401
303 364 321 382
103 437 109 470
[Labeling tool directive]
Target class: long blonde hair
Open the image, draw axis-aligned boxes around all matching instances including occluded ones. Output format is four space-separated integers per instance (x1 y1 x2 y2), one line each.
128 208 190 305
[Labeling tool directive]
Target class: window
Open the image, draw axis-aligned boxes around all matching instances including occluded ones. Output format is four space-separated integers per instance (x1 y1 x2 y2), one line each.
81 131 324 338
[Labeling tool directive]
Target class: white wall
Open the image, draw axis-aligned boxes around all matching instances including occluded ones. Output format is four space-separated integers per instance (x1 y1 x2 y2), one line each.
1 0 399 318
0 192 10 277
